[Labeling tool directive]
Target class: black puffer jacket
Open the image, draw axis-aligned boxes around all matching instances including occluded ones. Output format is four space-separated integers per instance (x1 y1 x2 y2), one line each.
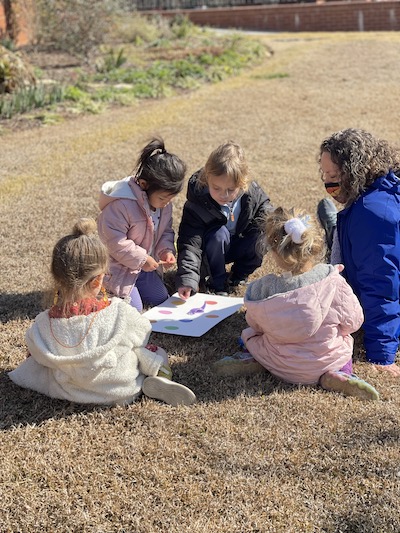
175 170 273 293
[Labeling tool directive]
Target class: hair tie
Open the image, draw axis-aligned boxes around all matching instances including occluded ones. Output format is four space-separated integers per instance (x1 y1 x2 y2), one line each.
284 217 309 244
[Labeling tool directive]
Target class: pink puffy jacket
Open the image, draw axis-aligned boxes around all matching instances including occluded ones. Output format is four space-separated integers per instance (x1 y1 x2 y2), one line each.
97 177 175 299
241 268 364 385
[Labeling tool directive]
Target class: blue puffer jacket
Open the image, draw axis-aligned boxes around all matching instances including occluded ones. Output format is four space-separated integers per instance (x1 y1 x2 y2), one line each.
337 170 400 365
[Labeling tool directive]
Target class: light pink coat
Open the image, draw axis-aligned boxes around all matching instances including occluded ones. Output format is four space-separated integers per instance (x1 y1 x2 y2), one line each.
241 269 364 385
98 177 175 299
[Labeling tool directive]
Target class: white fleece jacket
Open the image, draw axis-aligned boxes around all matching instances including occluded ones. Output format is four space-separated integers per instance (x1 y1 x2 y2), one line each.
9 298 164 405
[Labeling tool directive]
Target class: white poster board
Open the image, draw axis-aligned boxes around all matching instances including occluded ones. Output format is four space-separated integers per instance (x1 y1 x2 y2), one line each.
143 292 244 337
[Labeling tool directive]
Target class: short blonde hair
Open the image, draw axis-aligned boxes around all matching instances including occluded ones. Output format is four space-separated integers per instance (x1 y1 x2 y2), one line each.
199 141 249 191
264 207 325 275
51 218 108 304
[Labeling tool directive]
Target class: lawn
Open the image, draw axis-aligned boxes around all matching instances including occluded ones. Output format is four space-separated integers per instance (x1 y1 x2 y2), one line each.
1 30 399 532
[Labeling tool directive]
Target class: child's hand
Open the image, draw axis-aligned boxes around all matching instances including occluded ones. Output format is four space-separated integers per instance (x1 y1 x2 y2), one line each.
142 256 160 272
159 251 176 270
178 286 192 300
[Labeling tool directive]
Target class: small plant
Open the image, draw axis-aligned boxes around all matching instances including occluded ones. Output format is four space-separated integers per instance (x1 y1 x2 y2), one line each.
253 72 289 80
0 84 65 119
96 48 127 74
0 37 15 51
0 59 12 92
0 46 37 93
111 13 164 44
64 85 88 102
170 15 195 40
36 112 63 125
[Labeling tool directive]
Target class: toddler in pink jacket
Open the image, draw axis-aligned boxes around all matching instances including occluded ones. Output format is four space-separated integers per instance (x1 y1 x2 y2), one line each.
214 206 379 400
98 137 186 312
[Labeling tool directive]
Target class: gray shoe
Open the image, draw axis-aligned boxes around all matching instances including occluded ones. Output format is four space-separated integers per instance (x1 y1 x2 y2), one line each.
206 287 229 297
228 276 249 288
142 376 196 406
317 198 338 249
319 371 379 401
213 352 267 377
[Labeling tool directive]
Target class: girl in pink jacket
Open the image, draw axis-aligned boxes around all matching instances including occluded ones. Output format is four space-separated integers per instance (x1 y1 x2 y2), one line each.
214 207 379 400
98 138 186 312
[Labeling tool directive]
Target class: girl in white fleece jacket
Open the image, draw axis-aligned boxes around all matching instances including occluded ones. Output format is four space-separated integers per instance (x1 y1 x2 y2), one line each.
9 219 196 407
214 207 379 401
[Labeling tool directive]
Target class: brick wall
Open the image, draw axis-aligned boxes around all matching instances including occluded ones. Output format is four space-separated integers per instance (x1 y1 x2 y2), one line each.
2 1 399 45
145 1 400 32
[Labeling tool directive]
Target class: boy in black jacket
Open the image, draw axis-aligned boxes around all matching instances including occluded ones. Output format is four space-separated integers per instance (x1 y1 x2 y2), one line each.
176 141 273 299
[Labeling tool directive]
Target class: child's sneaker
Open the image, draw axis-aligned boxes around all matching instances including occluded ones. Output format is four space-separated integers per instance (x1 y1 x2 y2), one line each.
319 370 379 401
157 364 173 380
228 276 249 288
213 351 267 377
142 376 196 406
206 287 229 297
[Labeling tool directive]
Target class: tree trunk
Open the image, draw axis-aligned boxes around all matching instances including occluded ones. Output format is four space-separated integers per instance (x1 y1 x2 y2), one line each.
3 0 17 41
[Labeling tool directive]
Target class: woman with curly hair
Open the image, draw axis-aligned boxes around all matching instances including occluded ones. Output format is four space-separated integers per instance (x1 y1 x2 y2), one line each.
318 128 400 377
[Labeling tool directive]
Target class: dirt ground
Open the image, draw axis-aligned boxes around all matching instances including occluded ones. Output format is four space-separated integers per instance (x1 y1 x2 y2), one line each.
1 31 400 532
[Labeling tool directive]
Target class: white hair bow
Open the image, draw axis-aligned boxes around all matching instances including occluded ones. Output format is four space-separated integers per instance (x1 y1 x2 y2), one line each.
284 217 309 244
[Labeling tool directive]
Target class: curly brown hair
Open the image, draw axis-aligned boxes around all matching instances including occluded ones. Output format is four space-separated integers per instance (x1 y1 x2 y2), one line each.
319 128 400 205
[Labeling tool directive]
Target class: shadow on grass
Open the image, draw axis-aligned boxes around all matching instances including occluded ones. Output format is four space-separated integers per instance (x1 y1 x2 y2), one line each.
0 371 108 430
0 283 305 428
0 291 45 323
0 367 294 431
322 490 400 532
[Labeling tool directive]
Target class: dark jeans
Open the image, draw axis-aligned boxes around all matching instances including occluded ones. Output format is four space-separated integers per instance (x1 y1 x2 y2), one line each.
204 225 262 291
129 270 169 312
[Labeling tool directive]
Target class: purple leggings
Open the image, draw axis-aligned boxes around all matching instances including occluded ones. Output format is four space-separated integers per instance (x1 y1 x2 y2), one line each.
129 270 169 312
339 358 353 375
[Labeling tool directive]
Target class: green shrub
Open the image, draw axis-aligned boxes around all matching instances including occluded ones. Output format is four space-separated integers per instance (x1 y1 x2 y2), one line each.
0 45 37 94
0 84 64 119
0 16 270 122
0 38 15 51
111 13 165 44
64 86 88 102
96 48 127 74
33 0 118 56
170 15 195 40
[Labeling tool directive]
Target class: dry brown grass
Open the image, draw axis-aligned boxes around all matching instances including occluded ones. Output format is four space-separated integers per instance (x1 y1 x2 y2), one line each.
1 32 400 532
